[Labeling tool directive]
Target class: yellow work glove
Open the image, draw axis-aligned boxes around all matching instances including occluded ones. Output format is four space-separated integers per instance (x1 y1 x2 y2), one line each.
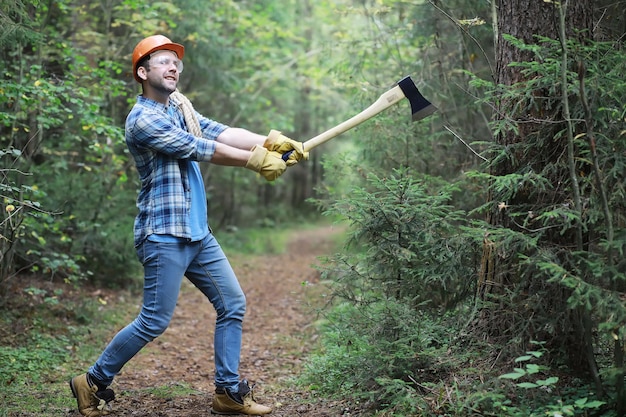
263 130 309 167
245 145 287 181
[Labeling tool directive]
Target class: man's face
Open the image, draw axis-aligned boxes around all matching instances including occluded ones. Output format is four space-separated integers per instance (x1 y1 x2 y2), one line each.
143 50 182 94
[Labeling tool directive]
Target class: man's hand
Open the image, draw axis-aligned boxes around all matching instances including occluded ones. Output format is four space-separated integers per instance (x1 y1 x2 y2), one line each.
263 130 309 166
245 145 287 181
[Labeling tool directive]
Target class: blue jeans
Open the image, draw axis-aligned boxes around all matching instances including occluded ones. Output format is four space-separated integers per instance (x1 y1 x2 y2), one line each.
89 234 246 391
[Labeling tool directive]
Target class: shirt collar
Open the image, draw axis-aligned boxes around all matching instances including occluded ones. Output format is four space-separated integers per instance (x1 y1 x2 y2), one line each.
137 94 180 112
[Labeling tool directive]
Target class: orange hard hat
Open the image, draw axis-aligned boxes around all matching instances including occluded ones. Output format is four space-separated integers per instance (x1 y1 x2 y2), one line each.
132 35 185 83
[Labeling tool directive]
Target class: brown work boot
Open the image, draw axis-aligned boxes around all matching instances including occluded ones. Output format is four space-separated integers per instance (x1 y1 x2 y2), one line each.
69 373 115 416
211 380 272 415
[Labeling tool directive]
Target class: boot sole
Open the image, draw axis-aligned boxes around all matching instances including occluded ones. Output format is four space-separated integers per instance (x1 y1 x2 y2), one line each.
210 409 243 415
211 409 268 416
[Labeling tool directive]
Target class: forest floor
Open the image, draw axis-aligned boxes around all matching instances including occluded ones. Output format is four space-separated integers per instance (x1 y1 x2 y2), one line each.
70 225 361 416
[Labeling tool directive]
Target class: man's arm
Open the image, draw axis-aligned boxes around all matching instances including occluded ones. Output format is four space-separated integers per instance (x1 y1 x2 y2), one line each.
216 127 265 151
210 142 253 167
210 126 265 167
211 126 307 172
210 140 287 182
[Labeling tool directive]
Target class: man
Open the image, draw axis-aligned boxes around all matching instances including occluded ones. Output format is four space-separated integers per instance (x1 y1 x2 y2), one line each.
69 35 307 416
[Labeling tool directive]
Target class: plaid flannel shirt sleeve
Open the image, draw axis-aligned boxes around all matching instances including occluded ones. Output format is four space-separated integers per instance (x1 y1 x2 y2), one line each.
198 111 230 141
129 104 226 162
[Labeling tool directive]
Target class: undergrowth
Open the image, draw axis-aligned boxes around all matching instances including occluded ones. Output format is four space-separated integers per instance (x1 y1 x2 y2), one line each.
0 281 137 415
299 168 614 416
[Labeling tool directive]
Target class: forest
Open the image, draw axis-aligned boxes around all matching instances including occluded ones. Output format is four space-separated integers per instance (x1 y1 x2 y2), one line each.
1 0 626 416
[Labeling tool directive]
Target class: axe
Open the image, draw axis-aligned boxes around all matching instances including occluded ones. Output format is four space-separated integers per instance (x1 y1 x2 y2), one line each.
282 76 437 161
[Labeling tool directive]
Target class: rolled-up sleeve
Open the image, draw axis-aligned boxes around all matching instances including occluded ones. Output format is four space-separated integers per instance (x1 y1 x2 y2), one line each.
127 107 228 162
131 111 218 161
199 112 229 142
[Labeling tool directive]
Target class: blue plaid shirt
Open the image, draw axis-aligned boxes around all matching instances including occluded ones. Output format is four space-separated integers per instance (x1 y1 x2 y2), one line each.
125 95 228 246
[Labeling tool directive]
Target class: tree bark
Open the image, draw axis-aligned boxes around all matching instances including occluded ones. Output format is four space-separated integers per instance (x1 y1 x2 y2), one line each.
481 0 598 376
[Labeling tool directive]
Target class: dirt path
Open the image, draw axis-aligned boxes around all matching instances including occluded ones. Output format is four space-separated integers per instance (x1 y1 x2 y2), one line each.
99 225 351 416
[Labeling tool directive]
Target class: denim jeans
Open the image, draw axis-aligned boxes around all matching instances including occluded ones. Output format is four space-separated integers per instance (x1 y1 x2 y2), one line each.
89 233 246 391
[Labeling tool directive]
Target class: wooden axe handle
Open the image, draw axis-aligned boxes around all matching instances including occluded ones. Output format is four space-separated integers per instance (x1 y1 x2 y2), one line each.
302 84 406 152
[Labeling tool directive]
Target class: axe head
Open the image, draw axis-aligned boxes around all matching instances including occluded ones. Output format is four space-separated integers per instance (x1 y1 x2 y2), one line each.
397 76 437 121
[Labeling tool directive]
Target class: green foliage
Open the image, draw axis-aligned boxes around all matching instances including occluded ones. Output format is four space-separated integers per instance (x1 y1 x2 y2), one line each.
488 346 608 417
469 384 608 417
300 300 456 414
329 169 479 310
499 346 556 388
0 336 69 385
216 224 291 256
0 0 42 48
0 2 142 287
0 286 135 415
301 169 478 413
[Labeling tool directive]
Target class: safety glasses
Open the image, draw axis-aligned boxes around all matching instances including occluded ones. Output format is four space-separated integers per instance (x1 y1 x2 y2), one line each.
148 52 184 73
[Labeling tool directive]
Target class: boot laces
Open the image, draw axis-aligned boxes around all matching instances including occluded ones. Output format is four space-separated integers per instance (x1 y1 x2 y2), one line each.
93 388 115 411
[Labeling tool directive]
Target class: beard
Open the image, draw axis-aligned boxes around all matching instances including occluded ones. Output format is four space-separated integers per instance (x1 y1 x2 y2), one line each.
146 71 177 95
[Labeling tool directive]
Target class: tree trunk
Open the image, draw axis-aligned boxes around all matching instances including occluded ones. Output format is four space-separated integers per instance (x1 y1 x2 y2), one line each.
480 0 599 379
484 0 594 291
